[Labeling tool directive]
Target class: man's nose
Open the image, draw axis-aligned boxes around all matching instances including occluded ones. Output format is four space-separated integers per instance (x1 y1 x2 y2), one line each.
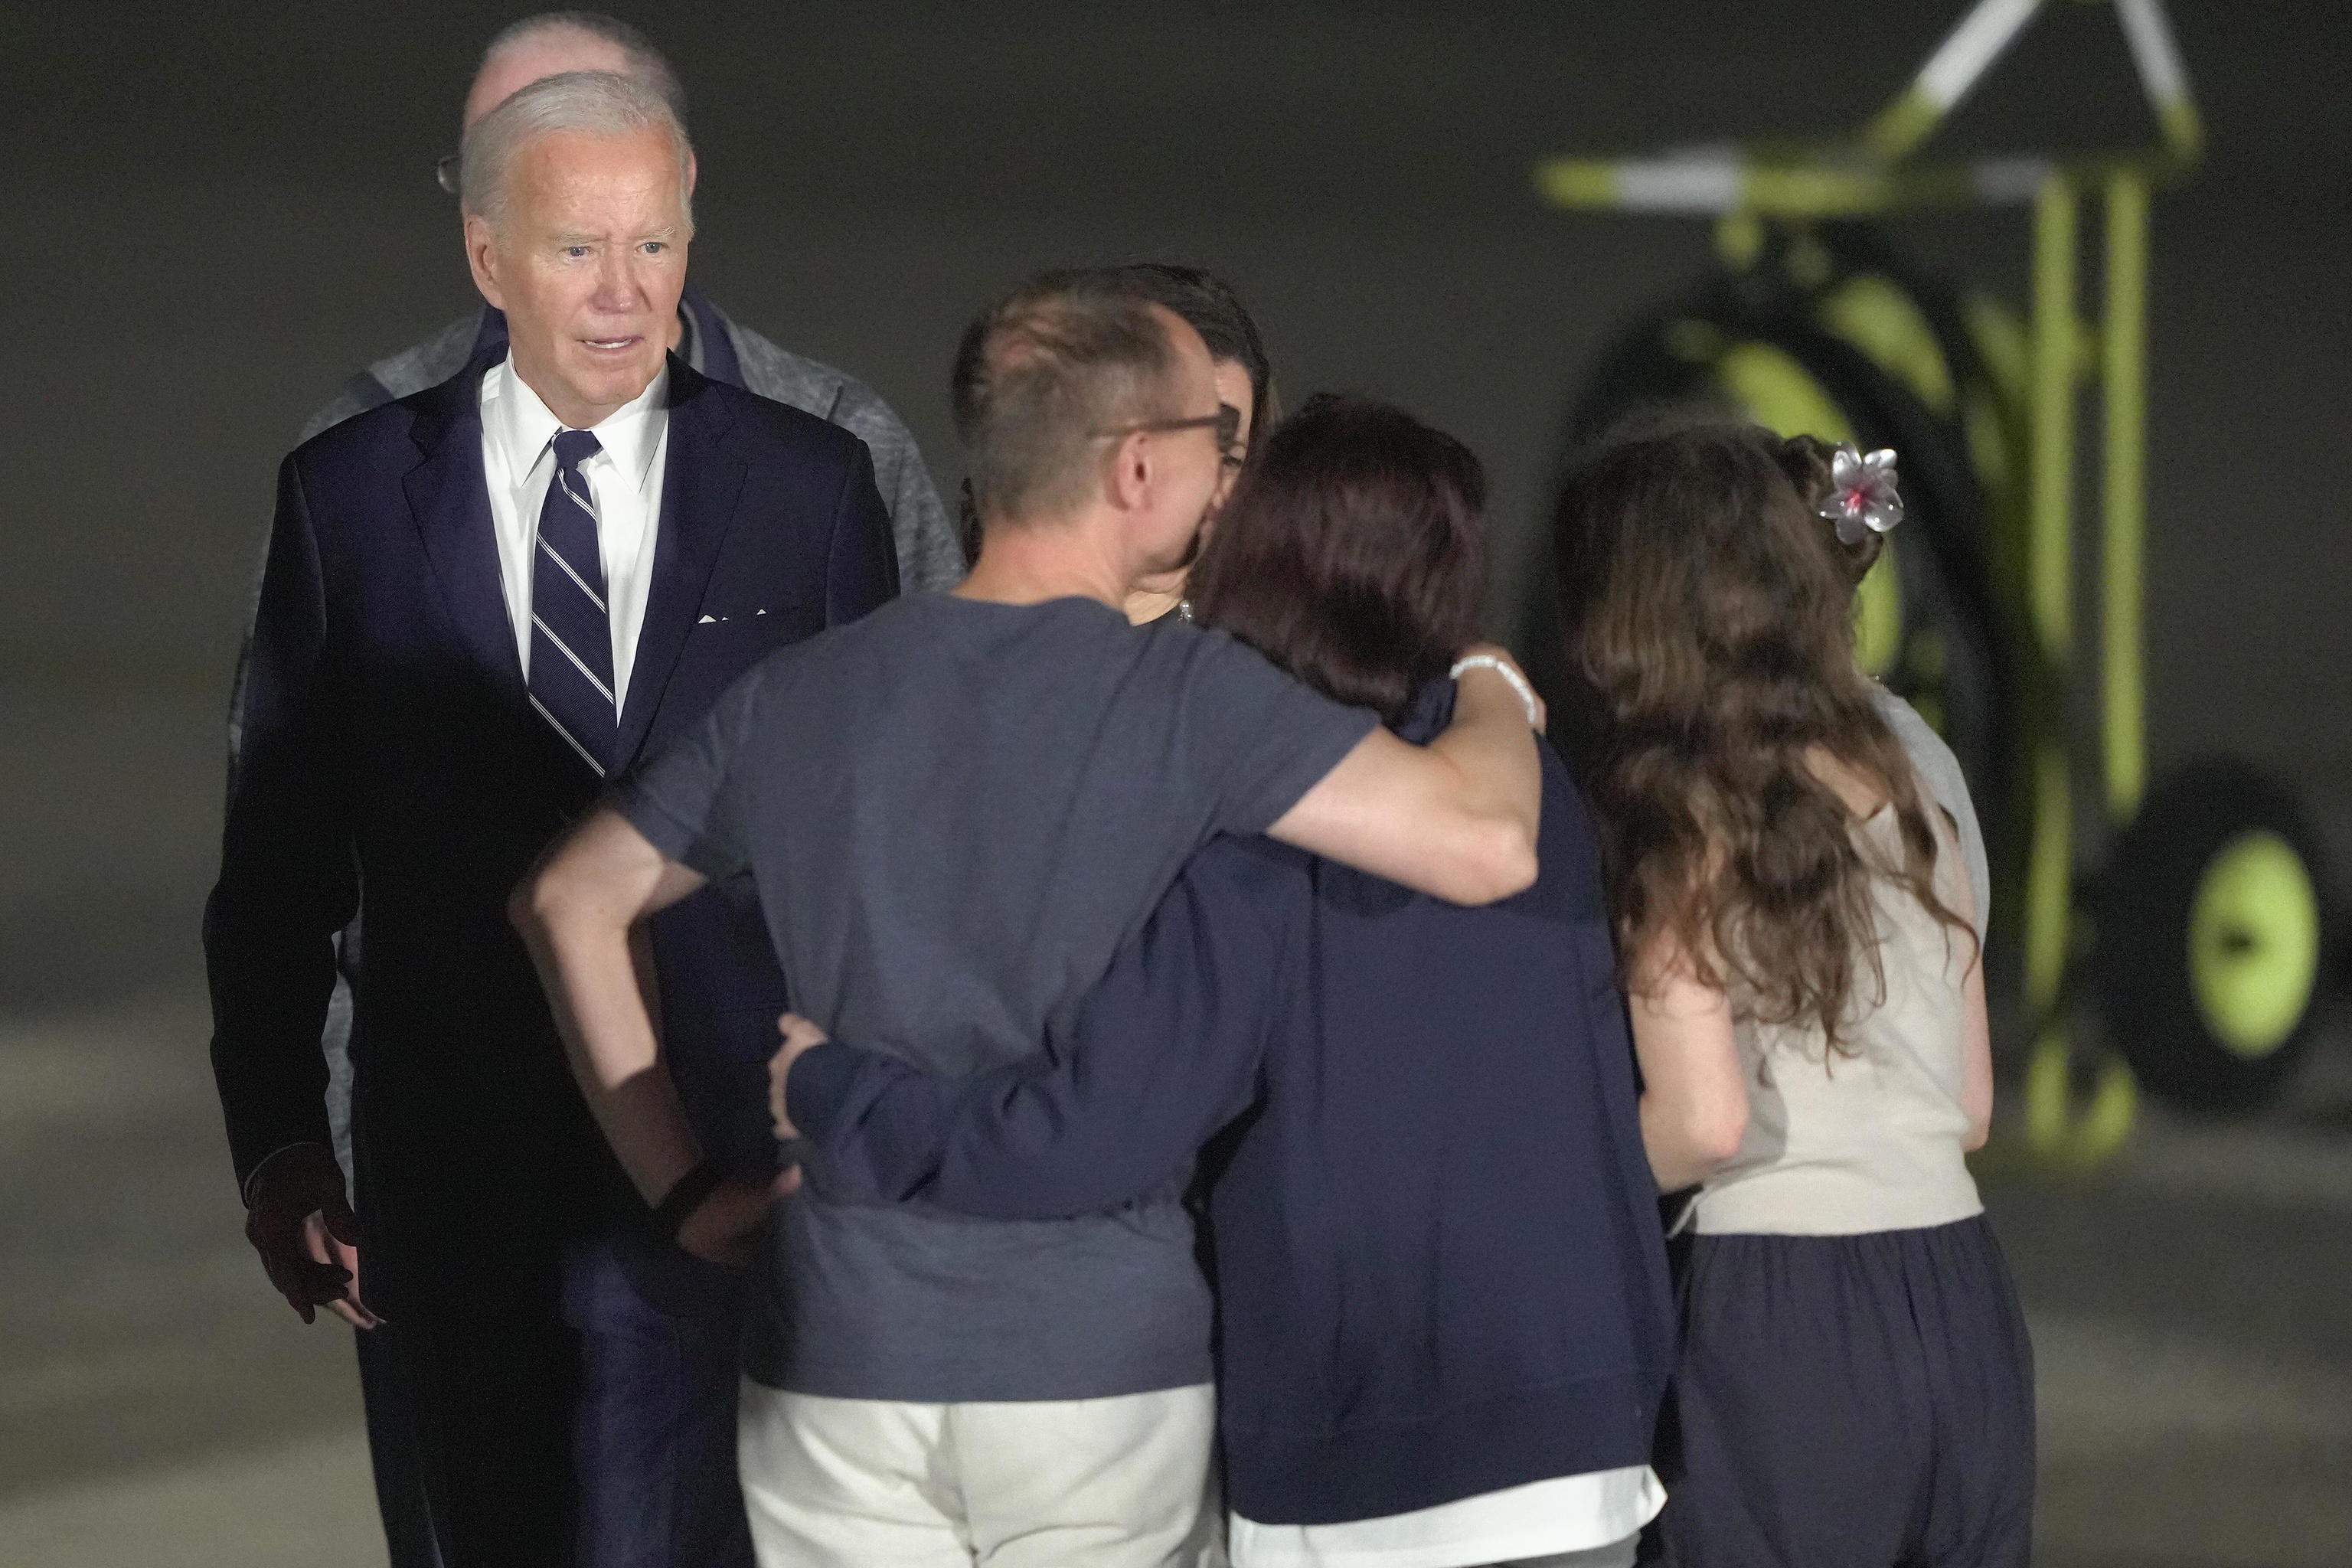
590 248 643 311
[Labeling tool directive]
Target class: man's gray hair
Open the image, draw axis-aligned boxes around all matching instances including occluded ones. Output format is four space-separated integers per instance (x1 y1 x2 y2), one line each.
481 11 686 122
460 70 694 232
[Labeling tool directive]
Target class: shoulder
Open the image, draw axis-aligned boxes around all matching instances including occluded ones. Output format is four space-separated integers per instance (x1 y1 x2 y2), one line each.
299 311 482 442
284 359 479 505
689 373 874 490
286 387 431 487
716 312 923 452
1141 618 1279 684
1869 686 1973 815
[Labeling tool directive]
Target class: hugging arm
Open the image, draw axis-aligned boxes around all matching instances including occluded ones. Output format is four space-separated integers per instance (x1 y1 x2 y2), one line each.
783 857 1284 1220
1267 653 1544 906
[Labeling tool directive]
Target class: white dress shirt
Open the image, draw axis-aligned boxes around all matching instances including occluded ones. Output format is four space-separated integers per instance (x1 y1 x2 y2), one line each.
1227 1465 1664 1568
479 354 671 710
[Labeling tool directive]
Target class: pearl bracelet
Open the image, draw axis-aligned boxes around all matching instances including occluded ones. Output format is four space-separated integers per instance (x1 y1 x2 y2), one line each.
1447 654 1540 727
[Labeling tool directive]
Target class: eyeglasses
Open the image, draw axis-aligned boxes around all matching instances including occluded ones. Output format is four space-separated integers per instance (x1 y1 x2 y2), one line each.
1094 403 1243 459
436 154 461 196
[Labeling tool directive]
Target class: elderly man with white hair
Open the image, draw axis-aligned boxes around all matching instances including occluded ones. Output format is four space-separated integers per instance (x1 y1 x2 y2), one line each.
207 67 899 1568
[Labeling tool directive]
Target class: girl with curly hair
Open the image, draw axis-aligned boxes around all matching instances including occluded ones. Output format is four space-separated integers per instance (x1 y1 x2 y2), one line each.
1556 423 2034 1568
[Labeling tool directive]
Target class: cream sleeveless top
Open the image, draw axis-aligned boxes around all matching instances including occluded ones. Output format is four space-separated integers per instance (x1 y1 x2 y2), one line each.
1690 797 1984 1236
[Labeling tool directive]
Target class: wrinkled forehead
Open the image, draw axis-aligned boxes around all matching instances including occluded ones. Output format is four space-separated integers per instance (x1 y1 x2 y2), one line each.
507 126 687 222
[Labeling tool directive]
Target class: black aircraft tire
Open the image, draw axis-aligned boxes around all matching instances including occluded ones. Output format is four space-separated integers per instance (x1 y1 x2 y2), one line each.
2096 760 2334 1114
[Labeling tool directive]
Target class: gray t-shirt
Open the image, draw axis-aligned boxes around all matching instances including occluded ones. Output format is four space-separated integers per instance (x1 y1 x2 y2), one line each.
618 593 1378 1400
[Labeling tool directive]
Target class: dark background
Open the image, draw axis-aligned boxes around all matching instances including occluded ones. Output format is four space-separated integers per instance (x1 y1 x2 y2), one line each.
2 5 2347 1563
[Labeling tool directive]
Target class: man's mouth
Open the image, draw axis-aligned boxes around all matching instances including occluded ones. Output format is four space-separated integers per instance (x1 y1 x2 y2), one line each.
580 335 642 353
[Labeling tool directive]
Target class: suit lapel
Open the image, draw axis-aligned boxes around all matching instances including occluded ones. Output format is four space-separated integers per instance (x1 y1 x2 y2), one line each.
616 359 746 769
403 369 525 704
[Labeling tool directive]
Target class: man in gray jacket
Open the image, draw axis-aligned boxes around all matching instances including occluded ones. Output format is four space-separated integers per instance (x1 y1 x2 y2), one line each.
230 15 954 1566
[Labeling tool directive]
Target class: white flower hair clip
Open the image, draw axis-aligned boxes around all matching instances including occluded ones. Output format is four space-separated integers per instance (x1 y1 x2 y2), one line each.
1816 443 1904 545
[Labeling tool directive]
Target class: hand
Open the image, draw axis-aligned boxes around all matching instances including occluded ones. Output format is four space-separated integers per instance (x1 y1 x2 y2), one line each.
1455 642 1547 733
673 1171 798 1267
244 1144 383 1329
769 1013 832 1140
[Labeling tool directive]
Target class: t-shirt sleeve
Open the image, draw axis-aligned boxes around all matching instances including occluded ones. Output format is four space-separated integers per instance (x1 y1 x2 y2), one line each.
1177 630 1380 837
609 669 764 883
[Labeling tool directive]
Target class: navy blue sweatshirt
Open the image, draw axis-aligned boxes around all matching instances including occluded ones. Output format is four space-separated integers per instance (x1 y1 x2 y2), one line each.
787 683 1674 1526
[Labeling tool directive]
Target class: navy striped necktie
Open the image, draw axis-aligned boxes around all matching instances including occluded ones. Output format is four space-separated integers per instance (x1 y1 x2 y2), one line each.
528 429 618 775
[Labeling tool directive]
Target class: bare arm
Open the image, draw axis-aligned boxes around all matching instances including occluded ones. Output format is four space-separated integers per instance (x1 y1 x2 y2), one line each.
1627 930 1750 1191
1267 652 1542 906
1949 851 1994 1151
510 808 711 1210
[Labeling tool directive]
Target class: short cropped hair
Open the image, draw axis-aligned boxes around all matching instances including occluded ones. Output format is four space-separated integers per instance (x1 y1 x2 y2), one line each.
460 69 694 234
1191 395 1488 724
482 11 687 123
950 270 1186 526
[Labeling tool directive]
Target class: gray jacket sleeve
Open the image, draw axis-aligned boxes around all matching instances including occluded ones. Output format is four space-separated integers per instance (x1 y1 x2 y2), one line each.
720 313 965 593
1870 686 1991 935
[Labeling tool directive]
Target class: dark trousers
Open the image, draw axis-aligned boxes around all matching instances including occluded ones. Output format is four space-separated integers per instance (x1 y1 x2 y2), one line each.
563 1236 757 1568
356 1235 754 1568
356 1323 446 1568
1645 1214 2036 1568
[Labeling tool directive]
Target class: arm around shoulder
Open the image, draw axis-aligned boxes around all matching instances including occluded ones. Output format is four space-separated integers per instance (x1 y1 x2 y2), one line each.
782 850 1284 1218
1267 652 1542 905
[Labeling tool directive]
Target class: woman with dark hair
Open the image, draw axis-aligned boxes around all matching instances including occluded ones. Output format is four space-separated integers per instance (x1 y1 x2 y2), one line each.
1113 263 1275 624
1553 423 2032 1567
775 396 1675 1568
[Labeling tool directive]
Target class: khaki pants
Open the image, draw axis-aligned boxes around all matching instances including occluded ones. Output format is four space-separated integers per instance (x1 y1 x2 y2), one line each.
738 1380 1221 1567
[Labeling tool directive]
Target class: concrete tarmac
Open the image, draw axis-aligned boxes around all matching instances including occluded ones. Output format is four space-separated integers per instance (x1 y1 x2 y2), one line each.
2 677 2347 1568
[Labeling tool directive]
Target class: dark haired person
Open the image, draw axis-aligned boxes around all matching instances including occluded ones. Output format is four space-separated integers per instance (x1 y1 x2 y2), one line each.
1111 264 1275 624
1553 424 2031 1566
515 278 1547 1565
768 396 1676 1568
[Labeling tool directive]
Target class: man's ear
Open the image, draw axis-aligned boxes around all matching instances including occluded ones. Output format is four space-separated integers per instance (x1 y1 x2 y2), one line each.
464 214 507 310
1103 430 1154 514
684 148 701 199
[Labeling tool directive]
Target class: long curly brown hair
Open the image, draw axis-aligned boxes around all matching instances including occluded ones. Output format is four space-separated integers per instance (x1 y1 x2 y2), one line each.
1554 422 1970 1050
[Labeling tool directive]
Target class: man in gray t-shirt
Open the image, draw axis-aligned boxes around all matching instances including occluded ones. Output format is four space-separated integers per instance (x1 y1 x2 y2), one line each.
515 270 1544 1566
622 592 1377 1402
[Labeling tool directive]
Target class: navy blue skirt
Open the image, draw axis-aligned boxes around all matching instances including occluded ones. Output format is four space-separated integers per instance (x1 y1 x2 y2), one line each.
1644 1214 2036 1568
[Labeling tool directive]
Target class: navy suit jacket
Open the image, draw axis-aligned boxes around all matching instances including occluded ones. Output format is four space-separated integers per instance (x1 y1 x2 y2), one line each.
206 354 897 1312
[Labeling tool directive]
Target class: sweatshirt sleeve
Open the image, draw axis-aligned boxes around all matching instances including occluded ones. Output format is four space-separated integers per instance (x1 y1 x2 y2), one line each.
789 844 1290 1220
